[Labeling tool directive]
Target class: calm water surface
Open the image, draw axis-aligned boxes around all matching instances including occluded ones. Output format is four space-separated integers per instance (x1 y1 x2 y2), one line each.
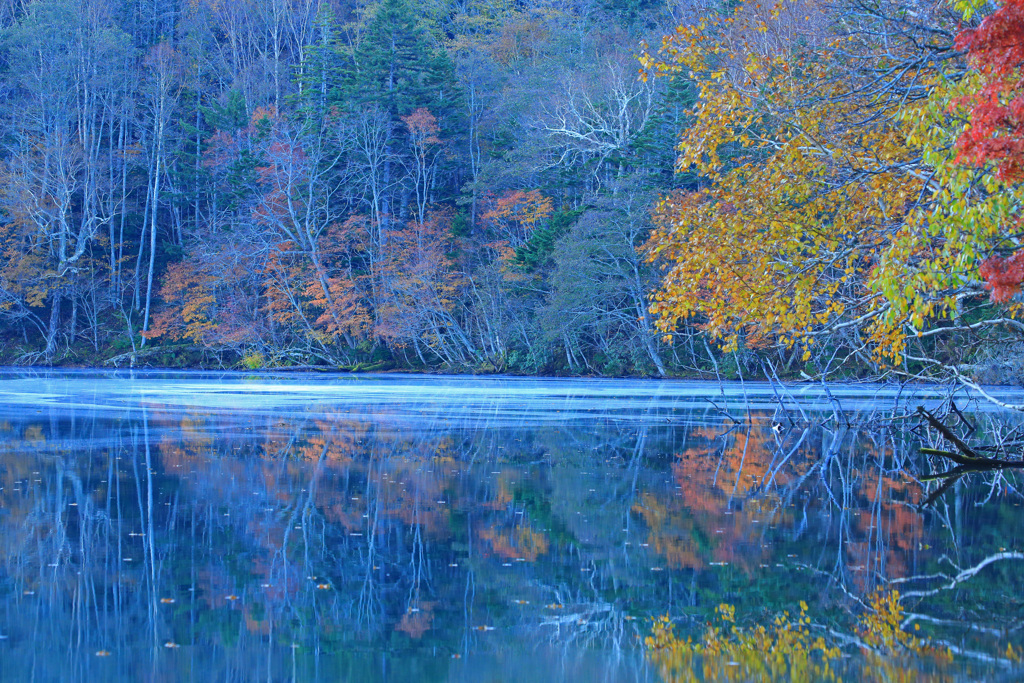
0 371 1022 682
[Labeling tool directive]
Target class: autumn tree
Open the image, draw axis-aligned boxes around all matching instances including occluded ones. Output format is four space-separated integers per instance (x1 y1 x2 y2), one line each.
0 0 135 358
482 190 554 251
138 42 182 345
640 0 1023 383
374 211 474 365
402 108 443 227
949 0 1024 303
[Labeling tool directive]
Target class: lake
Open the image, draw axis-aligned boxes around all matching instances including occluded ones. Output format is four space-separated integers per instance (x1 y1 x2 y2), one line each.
0 371 1022 682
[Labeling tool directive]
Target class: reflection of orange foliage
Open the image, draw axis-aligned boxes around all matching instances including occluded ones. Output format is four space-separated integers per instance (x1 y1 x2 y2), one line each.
630 421 927 585
155 412 215 472
395 602 436 639
847 464 924 589
244 607 271 635
311 435 463 536
0 409 561 656
481 475 515 511
478 524 549 562
631 422 785 571
672 430 774 513
632 493 704 570
0 402 962 668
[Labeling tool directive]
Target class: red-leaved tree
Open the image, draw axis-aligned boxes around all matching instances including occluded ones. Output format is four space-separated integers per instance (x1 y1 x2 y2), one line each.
955 0 1024 181
955 0 1024 301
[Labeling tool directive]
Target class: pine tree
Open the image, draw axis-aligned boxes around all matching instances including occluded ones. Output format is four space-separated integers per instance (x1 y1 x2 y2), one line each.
348 0 459 121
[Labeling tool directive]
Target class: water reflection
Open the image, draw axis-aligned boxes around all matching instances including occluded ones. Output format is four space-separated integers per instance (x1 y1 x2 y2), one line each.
0 372 1021 682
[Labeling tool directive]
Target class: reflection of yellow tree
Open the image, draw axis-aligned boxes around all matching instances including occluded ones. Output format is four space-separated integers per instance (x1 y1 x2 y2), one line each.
649 593 958 683
647 602 841 683
858 590 950 668
0 421 45 521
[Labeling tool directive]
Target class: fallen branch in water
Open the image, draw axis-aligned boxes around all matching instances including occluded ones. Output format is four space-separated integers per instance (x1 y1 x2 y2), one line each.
900 551 1024 599
916 407 1024 506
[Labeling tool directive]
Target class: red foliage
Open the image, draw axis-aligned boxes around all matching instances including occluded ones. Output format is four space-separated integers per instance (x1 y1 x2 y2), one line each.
954 0 1024 181
978 251 1024 302
953 3 1024 303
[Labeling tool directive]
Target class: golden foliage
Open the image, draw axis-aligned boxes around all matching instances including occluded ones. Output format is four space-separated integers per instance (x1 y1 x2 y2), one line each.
855 590 954 682
646 602 841 683
641 0 1009 365
648 591 959 683
483 190 554 250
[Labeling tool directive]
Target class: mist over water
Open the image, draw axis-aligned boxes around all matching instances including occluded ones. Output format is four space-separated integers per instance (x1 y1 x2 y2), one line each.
0 371 1021 682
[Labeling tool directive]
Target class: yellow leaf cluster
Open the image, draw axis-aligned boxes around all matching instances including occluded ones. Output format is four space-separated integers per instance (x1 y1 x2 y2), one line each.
641 0 1012 367
646 601 840 683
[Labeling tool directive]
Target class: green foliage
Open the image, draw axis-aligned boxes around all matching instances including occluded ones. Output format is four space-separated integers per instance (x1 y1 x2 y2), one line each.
241 352 266 370
450 210 471 239
505 348 551 374
512 207 583 271
202 89 251 133
328 0 462 123
633 76 699 185
953 0 989 21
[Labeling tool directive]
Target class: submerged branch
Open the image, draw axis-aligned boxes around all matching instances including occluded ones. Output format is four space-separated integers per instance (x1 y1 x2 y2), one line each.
900 552 1024 598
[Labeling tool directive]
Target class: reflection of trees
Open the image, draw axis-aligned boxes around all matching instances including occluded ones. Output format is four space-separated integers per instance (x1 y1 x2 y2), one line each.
632 405 1024 673
626 416 929 592
0 398 1022 679
0 406 674 680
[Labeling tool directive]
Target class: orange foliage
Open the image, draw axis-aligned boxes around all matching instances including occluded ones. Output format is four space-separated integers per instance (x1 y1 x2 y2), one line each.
146 244 260 347
482 190 553 250
375 211 465 347
489 10 553 67
145 261 216 343
979 251 1024 303
402 108 441 149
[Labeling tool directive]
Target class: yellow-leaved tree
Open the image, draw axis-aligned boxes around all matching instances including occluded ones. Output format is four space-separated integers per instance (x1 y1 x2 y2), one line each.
641 0 1023 386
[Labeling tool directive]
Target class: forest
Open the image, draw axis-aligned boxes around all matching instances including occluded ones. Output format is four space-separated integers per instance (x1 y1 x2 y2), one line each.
0 0 1021 386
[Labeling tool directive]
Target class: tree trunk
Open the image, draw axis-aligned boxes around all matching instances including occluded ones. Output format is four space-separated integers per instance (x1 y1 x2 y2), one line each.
44 289 61 361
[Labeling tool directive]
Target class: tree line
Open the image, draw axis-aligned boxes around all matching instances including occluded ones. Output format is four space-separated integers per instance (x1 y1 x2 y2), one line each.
0 0 697 374
0 0 1021 386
